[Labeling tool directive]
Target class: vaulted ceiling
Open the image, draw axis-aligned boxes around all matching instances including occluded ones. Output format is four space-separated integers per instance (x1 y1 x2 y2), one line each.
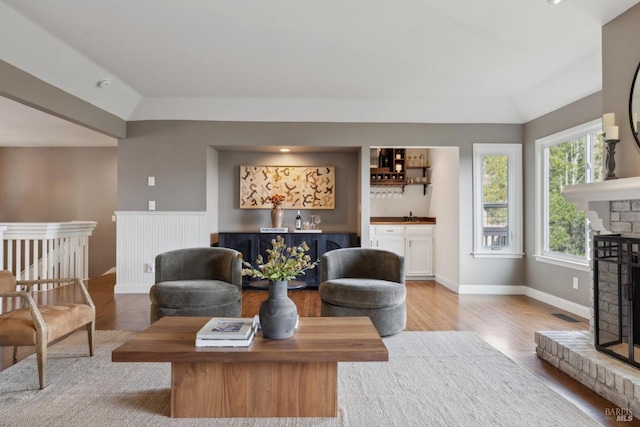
1 0 639 146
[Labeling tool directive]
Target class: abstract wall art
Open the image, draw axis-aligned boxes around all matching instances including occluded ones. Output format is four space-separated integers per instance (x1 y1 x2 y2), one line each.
240 165 335 209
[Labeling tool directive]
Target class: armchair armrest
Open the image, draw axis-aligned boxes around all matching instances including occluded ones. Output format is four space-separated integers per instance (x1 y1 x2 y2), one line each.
0 290 48 336
16 278 95 311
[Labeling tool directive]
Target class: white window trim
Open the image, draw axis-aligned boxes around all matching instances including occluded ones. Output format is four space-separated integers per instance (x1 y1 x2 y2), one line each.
534 118 601 271
472 143 523 259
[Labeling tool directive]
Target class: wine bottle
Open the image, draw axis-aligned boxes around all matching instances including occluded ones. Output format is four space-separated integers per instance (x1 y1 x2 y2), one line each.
295 210 302 230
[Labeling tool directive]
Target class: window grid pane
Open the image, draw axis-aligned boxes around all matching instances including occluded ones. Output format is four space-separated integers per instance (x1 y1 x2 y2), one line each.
589 131 605 183
482 154 509 247
544 131 604 260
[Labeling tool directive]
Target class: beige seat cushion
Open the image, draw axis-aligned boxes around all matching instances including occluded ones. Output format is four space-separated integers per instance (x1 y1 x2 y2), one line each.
0 304 94 346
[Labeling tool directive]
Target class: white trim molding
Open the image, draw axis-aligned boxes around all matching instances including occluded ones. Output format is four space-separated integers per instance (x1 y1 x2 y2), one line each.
454 283 589 319
532 254 590 272
472 143 523 258
535 118 602 265
524 287 590 320
458 284 525 295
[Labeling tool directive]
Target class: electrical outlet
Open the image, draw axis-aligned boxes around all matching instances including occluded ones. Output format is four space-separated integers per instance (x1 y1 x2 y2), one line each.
145 263 154 273
572 277 579 290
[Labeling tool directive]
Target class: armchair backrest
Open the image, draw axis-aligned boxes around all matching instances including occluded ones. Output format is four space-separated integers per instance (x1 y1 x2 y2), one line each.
155 247 242 287
321 248 405 284
0 270 16 293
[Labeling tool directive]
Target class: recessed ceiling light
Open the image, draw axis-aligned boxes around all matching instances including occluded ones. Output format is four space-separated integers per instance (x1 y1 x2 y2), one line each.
547 0 565 5
279 148 290 152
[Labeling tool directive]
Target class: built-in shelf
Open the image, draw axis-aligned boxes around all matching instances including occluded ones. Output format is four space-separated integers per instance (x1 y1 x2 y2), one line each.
371 149 432 195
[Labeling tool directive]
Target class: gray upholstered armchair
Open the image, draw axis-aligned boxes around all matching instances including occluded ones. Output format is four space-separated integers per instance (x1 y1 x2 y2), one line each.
318 248 406 336
149 247 243 323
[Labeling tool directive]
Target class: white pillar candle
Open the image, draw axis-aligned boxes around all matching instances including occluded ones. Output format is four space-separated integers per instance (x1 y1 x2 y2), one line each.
603 113 616 129
605 126 619 140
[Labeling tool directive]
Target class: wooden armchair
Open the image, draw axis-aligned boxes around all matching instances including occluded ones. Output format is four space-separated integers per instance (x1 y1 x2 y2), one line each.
0 270 95 389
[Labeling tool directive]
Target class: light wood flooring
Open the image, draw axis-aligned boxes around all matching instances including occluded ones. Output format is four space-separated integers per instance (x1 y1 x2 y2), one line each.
2 274 639 426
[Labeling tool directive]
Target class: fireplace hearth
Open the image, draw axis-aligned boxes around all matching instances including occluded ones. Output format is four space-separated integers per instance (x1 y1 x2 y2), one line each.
594 234 640 368
539 181 640 410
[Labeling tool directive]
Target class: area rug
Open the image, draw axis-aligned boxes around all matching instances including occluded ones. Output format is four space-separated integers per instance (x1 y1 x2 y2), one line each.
0 330 601 427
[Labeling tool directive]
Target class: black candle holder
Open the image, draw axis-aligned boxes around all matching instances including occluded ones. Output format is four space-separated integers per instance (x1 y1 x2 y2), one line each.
604 139 620 180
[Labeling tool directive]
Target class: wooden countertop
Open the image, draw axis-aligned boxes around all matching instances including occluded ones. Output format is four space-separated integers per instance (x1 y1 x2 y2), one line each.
370 216 436 225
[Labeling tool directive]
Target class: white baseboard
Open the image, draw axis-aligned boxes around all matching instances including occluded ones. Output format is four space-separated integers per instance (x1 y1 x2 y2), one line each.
446 282 590 320
523 287 590 320
114 283 152 294
406 275 435 281
458 284 525 295
434 274 458 293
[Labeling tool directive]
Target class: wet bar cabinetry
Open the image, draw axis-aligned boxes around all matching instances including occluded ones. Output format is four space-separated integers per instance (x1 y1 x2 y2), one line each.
218 232 358 288
369 224 434 278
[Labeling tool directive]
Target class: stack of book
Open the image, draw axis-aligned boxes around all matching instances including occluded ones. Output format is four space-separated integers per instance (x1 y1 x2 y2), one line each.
195 316 259 348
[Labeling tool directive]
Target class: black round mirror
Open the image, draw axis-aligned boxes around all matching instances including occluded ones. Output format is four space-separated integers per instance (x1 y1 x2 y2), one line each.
630 61 640 148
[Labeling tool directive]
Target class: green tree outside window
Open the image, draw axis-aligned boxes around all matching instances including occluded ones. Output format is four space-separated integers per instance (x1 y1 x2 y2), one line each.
546 133 604 257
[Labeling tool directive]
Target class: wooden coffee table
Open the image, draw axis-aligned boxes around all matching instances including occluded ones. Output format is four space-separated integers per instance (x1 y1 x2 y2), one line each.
112 316 388 418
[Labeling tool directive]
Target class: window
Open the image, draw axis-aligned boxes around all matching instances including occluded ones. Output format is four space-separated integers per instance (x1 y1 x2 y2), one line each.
534 119 604 270
472 143 523 258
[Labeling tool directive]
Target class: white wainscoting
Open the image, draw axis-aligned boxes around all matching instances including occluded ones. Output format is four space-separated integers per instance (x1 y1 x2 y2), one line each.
115 211 208 293
0 226 6 272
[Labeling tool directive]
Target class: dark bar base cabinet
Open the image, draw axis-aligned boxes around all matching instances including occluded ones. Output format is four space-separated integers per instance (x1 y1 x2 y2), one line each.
218 232 358 289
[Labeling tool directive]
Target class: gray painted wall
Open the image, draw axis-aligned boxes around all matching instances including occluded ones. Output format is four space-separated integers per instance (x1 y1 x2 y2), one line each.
216 151 359 233
522 92 601 307
0 147 117 277
118 121 208 211
428 147 460 286
603 3 640 178
120 120 523 288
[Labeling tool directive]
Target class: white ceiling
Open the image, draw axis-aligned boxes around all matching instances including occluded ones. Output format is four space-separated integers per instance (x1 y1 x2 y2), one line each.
0 0 639 146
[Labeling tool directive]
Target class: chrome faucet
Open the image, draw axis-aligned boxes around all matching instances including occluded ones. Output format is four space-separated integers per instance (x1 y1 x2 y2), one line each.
404 211 416 222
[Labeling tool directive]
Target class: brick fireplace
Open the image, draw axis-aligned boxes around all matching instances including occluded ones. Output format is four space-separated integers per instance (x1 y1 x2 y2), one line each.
593 234 640 368
536 177 640 413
